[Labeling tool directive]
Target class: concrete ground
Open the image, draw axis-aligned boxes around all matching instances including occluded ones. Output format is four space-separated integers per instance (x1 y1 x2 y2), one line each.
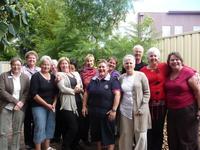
12 121 199 150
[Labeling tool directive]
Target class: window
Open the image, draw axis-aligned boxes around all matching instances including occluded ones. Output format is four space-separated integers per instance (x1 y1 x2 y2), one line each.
162 26 171 37
174 26 183 35
193 26 200 31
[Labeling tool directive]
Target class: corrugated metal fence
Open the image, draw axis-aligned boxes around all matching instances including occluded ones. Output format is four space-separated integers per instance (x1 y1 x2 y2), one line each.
156 31 200 72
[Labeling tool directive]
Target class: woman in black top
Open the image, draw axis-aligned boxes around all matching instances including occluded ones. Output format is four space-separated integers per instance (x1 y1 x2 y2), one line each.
30 55 58 150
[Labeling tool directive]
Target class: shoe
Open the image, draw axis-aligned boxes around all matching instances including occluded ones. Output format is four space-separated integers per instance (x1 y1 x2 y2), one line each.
47 147 56 150
25 145 35 150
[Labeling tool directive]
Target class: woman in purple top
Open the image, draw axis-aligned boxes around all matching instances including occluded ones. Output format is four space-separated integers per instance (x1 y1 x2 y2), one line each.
108 57 120 79
165 52 200 150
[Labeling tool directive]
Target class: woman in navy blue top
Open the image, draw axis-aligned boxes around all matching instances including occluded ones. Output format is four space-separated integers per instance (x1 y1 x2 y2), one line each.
82 59 121 150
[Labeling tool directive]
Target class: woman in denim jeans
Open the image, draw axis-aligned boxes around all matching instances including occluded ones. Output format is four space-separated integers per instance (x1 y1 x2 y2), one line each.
30 55 58 150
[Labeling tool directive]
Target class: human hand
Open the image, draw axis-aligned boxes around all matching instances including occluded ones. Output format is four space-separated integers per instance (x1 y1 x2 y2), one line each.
56 74 62 82
46 104 55 112
14 105 20 111
82 106 88 117
135 109 143 116
17 101 24 109
106 110 116 121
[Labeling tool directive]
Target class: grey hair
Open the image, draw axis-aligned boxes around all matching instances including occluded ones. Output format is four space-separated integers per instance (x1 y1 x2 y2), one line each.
146 47 160 58
39 55 52 65
133 44 144 53
123 54 135 65
51 59 58 66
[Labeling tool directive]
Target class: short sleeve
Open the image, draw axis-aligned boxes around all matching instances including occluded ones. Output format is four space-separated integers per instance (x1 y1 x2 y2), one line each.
182 67 195 80
111 77 121 91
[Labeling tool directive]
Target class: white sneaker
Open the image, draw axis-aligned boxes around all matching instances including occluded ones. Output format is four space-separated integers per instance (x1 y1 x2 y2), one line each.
47 147 56 150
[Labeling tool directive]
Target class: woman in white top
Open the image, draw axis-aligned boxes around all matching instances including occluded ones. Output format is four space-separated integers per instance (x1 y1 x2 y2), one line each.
119 54 151 150
0 57 30 150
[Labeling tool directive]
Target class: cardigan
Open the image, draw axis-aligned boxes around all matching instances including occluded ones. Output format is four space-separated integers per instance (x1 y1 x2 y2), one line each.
119 71 151 132
57 71 82 114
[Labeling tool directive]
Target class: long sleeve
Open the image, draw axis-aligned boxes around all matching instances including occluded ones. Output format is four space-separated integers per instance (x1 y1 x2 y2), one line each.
0 72 18 104
57 72 75 95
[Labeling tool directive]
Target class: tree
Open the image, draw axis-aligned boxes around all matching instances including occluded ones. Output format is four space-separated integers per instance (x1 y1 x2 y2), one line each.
21 0 132 61
102 16 157 70
0 0 28 60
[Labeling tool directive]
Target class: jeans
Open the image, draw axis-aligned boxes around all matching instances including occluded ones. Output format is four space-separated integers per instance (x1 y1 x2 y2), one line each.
32 106 55 144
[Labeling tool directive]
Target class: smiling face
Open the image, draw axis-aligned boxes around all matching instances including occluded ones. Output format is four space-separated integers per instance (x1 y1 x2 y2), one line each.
124 59 135 75
26 54 37 68
59 60 70 73
147 52 159 66
85 57 94 68
40 60 51 74
108 58 117 72
133 47 143 63
98 62 109 78
168 54 183 71
11 60 22 75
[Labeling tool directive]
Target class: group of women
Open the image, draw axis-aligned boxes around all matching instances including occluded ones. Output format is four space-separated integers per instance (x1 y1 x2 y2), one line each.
0 46 199 150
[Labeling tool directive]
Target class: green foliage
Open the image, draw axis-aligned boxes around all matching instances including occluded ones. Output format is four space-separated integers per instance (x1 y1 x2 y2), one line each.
103 16 157 69
21 0 132 62
0 0 155 68
0 0 28 60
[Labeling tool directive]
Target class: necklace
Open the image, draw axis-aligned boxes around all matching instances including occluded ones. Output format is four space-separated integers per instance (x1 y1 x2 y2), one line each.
40 72 50 80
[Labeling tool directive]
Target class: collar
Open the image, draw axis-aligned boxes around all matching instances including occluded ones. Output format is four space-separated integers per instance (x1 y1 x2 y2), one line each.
92 73 111 81
10 71 21 77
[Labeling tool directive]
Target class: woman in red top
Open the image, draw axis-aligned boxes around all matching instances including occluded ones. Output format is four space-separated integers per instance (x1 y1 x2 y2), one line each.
80 54 97 145
140 47 168 150
165 52 200 150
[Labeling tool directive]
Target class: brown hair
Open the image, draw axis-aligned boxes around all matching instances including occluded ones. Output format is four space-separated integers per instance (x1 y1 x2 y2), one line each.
167 52 184 66
10 57 23 65
107 56 118 65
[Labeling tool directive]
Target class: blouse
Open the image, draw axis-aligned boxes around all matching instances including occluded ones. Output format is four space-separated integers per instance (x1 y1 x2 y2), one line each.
30 72 58 107
140 63 168 101
165 67 195 109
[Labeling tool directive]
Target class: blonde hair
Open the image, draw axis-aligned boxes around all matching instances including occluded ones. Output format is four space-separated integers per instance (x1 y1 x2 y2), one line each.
98 59 108 66
57 57 70 72
84 54 95 62
25 50 39 60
